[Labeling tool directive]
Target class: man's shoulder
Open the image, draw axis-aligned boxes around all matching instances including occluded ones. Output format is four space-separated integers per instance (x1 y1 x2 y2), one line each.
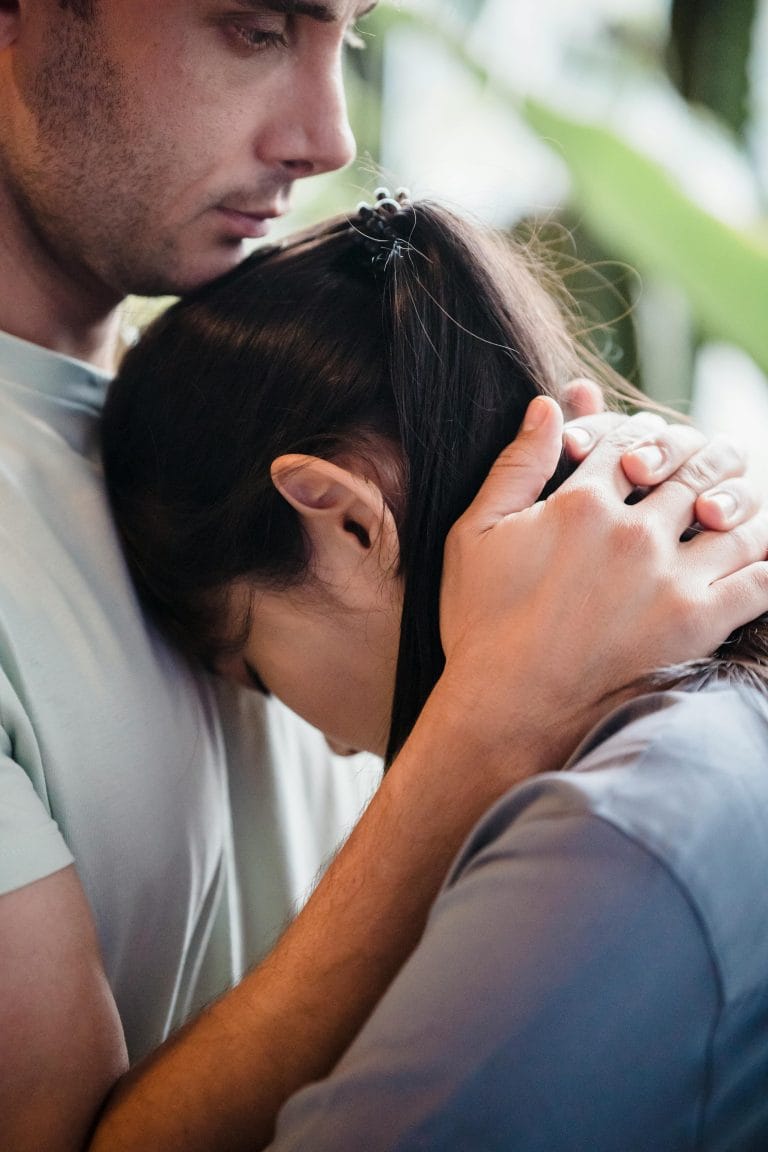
0 329 108 462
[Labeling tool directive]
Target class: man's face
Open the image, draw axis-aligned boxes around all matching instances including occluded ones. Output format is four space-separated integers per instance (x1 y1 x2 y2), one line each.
0 0 371 298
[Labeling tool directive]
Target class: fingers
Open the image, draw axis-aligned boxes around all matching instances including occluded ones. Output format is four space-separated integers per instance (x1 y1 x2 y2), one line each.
709 560 768 637
622 424 752 531
640 436 747 535
684 507 768 582
568 411 670 500
695 477 761 532
558 411 768 602
466 397 564 527
563 413 626 462
621 424 707 487
567 414 707 483
565 409 755 535
561 377 605 420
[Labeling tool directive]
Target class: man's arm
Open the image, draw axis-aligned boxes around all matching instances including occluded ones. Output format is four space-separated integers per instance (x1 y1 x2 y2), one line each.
264 795 719 1151
0 868 127 1152
4 405 767 1152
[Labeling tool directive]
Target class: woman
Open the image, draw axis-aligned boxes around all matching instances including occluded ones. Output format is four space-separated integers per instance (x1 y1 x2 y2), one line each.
102 193 768 1149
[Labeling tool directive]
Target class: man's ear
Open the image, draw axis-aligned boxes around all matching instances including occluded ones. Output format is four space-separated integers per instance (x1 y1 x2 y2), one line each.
270 454 399 601
0 3 21 51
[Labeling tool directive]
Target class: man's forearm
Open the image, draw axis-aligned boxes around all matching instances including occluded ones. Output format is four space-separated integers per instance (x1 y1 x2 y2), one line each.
89 680 547 1152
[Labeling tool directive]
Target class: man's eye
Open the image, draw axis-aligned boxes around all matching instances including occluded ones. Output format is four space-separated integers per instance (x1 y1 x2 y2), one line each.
226 22 289 53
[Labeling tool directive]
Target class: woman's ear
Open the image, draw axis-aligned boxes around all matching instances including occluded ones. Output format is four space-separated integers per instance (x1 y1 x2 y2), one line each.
270 454 399 602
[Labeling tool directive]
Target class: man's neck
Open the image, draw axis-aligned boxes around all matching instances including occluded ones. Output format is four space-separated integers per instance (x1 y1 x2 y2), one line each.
0 188 124 374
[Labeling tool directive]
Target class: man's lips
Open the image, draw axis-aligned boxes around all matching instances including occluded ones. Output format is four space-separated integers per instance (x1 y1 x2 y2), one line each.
215 206 280 240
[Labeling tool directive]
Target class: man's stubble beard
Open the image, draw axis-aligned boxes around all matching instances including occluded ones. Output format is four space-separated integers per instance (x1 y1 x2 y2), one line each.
7 13 185 300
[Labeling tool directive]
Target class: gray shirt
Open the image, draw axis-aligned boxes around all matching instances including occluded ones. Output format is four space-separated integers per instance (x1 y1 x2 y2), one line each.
271 682 768 1151
0 330 380 1062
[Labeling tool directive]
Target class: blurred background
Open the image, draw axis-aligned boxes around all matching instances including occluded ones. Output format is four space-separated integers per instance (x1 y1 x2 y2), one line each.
134 0 768 486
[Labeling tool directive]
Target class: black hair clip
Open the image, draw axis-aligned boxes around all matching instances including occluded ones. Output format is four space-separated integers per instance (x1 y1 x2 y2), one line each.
353 187 414 263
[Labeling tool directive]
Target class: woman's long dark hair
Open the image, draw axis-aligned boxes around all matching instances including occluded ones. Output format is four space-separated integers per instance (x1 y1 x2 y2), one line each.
101 199 768 764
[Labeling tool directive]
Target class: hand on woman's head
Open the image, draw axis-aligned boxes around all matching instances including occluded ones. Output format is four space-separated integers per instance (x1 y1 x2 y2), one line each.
438 399 768 779
561 381 757 535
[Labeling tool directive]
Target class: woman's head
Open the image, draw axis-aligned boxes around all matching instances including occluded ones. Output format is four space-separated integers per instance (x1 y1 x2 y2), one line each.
102 194 601 761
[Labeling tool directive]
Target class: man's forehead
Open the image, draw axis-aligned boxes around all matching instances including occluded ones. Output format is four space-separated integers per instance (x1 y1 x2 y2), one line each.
230 0 378 23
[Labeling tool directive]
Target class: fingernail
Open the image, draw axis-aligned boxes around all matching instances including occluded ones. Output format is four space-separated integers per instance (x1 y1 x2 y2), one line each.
563 425 592 450
628 444 665 473
522 397 549 432
705 490 737 519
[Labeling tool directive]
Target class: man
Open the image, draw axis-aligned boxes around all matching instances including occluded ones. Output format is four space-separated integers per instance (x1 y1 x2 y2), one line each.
1 3 766 1150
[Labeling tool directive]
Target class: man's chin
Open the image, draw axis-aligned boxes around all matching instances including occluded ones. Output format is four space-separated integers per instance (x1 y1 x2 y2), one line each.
123 243 250 299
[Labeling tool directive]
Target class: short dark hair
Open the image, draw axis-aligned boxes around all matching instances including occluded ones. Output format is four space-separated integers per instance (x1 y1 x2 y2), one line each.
101 201 768 763
59 0 96 19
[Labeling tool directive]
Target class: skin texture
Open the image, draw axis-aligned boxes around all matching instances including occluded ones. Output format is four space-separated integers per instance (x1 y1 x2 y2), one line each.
0 4 767 1152
0 0 361 364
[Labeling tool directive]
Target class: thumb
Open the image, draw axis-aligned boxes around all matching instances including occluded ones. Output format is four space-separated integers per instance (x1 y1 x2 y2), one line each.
470 397 564 527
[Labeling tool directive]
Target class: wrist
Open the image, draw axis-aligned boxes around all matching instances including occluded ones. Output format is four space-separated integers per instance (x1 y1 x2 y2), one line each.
421 651 598 787
387 663 546 822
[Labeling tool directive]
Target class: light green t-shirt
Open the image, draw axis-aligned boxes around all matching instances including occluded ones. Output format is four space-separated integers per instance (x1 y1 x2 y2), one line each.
0 330 380 1062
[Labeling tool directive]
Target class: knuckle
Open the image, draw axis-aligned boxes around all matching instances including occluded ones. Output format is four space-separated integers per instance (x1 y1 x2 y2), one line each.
737 476 762 510
719 523 753 561
558 482 612 524
608 412 668 452
710 434 747 473
741 490 762 520
743 511 768 555
445 516 467 548
673 454 719 492
565 413 620 436
618 514 657 555
669 436 744 495
657 424 706 456
558 484 660 556
628 411 668 431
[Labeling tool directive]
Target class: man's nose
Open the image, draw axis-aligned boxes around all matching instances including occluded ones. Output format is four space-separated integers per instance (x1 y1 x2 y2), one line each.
257 54 357 179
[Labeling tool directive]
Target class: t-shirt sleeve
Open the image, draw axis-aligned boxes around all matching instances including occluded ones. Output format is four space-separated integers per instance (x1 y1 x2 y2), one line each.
268 788 719 1151
0 720 74 895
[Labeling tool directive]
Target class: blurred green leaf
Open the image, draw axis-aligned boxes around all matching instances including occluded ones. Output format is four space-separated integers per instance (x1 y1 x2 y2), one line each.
669 0 758 136
523 100 768 372
375 6 768 373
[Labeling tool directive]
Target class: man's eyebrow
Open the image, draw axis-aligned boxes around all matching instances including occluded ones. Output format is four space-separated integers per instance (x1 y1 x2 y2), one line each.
232 0 338 23
232 0 378 23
